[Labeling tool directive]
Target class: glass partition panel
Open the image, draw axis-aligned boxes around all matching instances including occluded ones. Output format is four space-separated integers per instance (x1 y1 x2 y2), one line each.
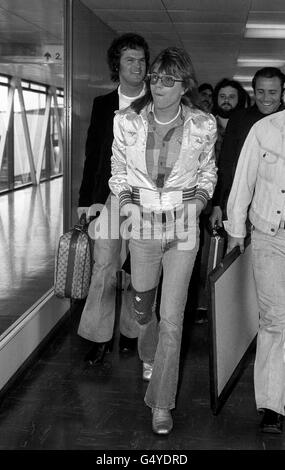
0 84 9 191
23 88 46 180
13 88 32 187
0 179 63 336
0 0 64 338
48 93 63 178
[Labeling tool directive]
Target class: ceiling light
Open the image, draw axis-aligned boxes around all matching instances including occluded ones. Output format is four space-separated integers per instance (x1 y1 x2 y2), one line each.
246 23 285 29
233 75 252 82
237 58 285 67
242 85 254 92
245 28 285 38
245 22 285 38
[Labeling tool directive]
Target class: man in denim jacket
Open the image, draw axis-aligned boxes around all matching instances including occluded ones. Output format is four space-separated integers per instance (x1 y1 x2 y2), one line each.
224 109 285 434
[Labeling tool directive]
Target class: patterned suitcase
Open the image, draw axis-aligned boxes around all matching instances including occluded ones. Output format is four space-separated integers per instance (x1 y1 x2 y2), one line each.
54 215 93 299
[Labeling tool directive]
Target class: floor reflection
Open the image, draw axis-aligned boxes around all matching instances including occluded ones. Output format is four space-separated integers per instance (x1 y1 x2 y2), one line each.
0 178 63 337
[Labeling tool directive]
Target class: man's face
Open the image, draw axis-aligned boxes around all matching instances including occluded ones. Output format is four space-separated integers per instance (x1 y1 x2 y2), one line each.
199 89 213 112
119 47 146 88
217 86 239 117
254 76 283 115
150 68 185 114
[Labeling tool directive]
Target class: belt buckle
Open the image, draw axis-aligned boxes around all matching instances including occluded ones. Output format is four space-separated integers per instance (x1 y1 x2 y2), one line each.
279 220 285 229
139 188 160 208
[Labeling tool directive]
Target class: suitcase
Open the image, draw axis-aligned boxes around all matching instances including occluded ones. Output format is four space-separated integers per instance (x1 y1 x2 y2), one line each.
54 214 93 299
206 226 226 276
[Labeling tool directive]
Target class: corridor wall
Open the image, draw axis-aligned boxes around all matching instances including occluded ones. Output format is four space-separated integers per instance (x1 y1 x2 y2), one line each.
70 0 116 226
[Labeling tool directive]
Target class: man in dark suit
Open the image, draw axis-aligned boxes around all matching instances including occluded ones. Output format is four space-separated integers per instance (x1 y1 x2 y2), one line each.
77 33 150 365
193 78 247 324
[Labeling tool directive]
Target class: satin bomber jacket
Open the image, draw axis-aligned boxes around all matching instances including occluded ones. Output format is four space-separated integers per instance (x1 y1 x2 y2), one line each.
109 103 217 212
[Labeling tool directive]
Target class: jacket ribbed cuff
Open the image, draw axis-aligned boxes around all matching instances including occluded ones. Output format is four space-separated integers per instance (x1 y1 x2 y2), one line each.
119 190 132 208
195 189 209 207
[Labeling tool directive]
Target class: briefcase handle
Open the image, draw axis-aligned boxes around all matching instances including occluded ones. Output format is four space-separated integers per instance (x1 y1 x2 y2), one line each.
210 224 227 238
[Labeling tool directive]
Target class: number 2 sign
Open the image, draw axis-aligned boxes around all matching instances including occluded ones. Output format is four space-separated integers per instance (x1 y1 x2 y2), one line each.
42 45 64 62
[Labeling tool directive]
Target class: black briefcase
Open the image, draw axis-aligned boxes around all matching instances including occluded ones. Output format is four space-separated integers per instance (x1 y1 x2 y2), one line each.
207 226 226 275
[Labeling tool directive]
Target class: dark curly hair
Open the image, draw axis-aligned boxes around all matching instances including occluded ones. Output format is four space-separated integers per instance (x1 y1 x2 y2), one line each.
198 83 214 94
212 78 247 114
107 33 150 82
131 46 201 114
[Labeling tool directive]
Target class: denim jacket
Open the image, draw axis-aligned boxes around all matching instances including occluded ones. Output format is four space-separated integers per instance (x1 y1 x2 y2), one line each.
224 110 285 238
109 103 217 212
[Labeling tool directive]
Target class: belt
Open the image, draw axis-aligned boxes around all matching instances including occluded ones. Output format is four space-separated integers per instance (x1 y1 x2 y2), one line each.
131 186 197 208
142 211 173 224
279 220 285 229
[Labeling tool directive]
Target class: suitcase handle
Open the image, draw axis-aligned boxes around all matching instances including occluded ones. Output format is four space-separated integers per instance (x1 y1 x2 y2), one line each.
79 212 88 226
74 212 89 232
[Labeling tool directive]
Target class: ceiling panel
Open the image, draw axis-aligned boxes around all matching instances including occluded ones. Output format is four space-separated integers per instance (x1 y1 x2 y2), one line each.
106 22 174 33
83 0 164 10
248 11 285 24
84 0 285 88
251 0 285 10
168 11 249 22
180 35 240 44
163 0 251 12
0 32 57 44
172 23 245 34
90 10 170 22
0 0 63 38
239 38 285 54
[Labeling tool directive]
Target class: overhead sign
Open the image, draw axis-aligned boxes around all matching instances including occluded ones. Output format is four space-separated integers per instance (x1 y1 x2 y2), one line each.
42 45 63 63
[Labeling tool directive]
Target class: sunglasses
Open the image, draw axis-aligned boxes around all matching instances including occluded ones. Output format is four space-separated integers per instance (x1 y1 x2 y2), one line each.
147 72 184 88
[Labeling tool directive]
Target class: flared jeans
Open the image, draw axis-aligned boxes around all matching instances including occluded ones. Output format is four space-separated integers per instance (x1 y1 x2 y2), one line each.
130 228 199 410
251 227 285 415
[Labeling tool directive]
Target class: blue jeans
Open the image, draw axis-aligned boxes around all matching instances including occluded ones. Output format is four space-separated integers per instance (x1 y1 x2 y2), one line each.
78 195 138 342
130 227 199 410
251 227 285 415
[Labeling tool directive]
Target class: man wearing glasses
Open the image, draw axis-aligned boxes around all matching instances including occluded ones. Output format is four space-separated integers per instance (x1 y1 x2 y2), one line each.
110 47 217 434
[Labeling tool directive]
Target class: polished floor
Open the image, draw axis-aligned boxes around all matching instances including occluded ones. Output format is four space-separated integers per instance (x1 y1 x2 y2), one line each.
0 294 284 453
0 178 63 337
